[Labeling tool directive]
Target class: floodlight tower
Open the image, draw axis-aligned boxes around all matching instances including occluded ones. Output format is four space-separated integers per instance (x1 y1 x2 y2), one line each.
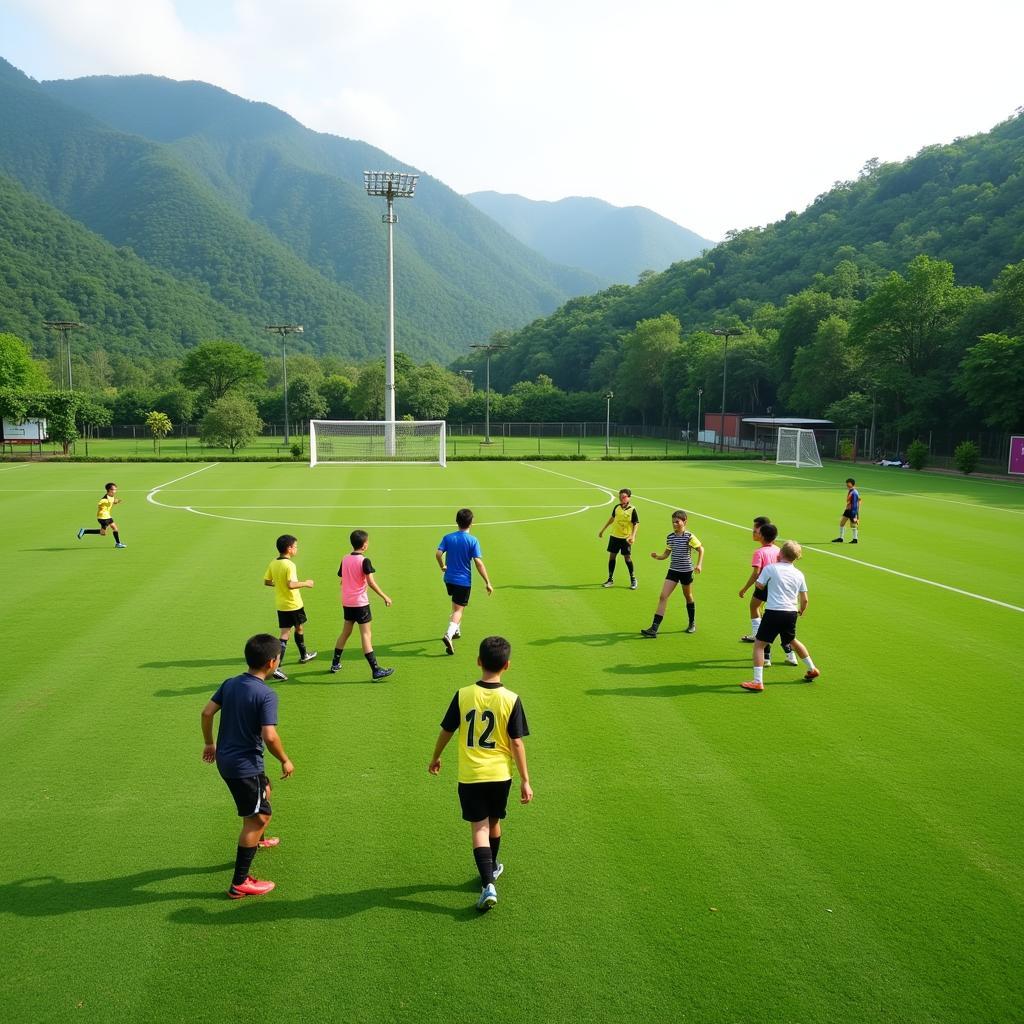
364 170 419 454
605 391 614 455
711 327 741 452
43 320 85 390
469 341 507 444
265 324 304 446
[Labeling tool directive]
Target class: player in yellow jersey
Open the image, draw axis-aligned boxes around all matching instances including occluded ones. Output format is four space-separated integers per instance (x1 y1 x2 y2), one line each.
77 482 126 548
598 488 639 589
429 636 532 912
263 535 316 681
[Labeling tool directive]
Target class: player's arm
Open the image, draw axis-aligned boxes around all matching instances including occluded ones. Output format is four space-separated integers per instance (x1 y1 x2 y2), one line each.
693 543 704 573
366 573 392 606
598 514 614 537
627 509 639 546
473 556 493 594
201 699 220 761
428 729 455 773
651 546 670 561
262 725 294 778
798 591 809 616
435 548 446 572
510 738 533 803
288 579 314 589
739 566 759 596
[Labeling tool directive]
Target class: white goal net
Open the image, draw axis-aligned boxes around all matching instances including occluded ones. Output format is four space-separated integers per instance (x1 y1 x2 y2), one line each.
310 420 447 467
776 427 822 469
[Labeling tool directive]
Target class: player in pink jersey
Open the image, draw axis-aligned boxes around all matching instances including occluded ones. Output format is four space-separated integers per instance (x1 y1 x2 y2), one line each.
330 529 394 681
738 520 798 667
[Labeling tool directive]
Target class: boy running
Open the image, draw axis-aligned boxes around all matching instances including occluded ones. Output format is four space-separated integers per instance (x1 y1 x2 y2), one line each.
598 488 639 589
741 541 820 692
739 520 798 667
77 482 126 548
331 529 394 681
263 534 316 681
641 510 703 636
428 636 532 913
436 508 493 655
832 478 861 544
201 633 294 899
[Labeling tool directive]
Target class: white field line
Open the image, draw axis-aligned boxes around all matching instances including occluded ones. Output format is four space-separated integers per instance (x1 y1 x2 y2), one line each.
146 463 219 506
525 462 1024 614
181 504 587 509
0 462 33 473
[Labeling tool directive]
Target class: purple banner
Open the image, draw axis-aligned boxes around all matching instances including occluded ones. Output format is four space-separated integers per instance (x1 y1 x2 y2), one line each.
1010 435 1024 475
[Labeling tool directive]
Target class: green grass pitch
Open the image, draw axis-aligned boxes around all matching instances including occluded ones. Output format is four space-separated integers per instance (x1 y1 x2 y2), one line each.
4 458 1022 1024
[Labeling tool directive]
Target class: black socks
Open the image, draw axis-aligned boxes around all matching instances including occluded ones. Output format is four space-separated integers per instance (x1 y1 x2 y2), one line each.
473 846 494 887
687 602 695 625
232 845 258 886
490 834 501 864
332 647 343 666
364 650 379 671
279 638 288 666
650 613 664 632
295 633 307 659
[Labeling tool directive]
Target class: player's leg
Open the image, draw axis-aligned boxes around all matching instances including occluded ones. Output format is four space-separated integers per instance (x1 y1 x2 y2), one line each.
624 544 637 589
79 519 104 539
360 620 393 680
489 817 504 879
834 515 848 542
743 594 765 642
789 635 819 679
331 620 354 672
642 579 676 636
604 544 617 586
294 619 316 663
110 518 125 548
443 590 468 654
850 516 859 544
226 775 275 898
682 579 696 632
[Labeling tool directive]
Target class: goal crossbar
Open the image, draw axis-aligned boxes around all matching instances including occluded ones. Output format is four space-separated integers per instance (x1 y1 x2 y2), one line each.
776 427 822 469
310 420 446 467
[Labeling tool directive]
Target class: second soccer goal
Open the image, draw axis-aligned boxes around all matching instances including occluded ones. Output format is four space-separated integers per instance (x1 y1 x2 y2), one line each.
776 427 822 469
310 420 447 467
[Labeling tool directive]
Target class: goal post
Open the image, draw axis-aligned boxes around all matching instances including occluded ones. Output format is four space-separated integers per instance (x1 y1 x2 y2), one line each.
309 420 447 467
776 427 822 469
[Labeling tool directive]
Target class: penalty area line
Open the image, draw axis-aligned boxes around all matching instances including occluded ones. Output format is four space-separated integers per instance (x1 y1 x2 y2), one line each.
147 463 220 507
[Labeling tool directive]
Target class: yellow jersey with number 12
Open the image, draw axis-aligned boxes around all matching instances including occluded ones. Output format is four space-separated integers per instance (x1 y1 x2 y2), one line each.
441 682 529 784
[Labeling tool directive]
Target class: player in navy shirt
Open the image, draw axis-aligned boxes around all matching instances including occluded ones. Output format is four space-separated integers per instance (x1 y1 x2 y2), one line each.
436 507 493 655
832 478 861 544
201 634 295 899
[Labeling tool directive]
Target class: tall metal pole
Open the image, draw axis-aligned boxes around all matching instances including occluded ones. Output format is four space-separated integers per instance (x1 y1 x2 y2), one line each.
712 328 739 453
470 341 506 445
265 325 303 448
605 391 613 455
43 321 84 391
696 387 703 447
386 190 397 433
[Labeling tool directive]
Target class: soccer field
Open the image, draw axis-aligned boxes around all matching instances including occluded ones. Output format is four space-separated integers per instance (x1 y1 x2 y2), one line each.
4 458 1022 1024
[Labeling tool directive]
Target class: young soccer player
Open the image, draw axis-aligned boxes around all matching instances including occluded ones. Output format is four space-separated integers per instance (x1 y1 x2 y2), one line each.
77 482 126 548
436 508 493 655
331 529 394 681
641 509 703 636
263 534 316 681
832 478 861 543
428 635 532 912
201 633 295 899
598 488 639 589
738 520 798 667
741 541 820 692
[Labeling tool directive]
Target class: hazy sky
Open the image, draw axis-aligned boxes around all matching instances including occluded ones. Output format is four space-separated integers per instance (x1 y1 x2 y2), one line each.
2 0 1022 240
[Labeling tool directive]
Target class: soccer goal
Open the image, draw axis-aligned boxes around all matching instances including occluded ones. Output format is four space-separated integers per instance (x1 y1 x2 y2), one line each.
776 427 822 469
309 420 447 467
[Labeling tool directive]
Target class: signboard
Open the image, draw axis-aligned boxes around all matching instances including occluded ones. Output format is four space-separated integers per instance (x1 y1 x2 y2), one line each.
1009 435 1024 475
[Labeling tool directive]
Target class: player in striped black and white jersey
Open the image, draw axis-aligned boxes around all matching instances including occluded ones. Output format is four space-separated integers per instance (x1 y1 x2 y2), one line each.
641 510 704 637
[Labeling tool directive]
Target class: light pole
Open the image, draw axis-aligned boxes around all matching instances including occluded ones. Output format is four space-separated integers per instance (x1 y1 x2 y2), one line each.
43 321 85 390
696 387 704 447
766 404 774 458
265 325 303 446
365 170 418 455
605 391 614 455
711 327 741 452
470 342 506 444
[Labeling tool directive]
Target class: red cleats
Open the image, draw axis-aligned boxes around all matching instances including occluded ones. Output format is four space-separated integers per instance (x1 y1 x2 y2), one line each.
228 876 276 899
741 680 764 692
804 668 821 681
257 836 280 848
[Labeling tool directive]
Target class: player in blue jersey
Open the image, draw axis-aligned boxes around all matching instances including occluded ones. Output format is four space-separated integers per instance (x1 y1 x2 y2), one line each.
436 508 493 655
832 478 861 544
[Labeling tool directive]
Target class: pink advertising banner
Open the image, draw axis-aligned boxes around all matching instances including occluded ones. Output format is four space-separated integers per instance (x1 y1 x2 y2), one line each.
1009 435 1024 475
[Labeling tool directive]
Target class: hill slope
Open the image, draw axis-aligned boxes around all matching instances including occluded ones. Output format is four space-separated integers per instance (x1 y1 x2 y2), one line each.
466 191 714 285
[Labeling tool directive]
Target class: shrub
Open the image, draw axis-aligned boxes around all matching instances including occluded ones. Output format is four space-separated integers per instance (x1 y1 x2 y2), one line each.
953 440 980 474
838 439 854 460
906 439 929 471
290 442 304 458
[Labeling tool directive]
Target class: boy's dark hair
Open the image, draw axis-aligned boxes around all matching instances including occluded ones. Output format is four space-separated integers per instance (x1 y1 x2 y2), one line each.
759 522 779 543
846 478 856 485
104 482 116 492
350 529 368 550
671 509 688 521
479 635 511 672
753 515 771 528
276 534 298 554
456 508 474 529
245 633 281 670
619 488 632 497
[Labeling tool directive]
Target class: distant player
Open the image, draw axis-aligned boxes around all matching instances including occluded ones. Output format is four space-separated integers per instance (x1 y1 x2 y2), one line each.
428 635 532 912
741 541 820 692
598 488 639 589
739 520 798 667
641 510 703 636
331 529 394 681
832 478 861 543
77 482 126 548
201 633 295 899
263 534 316 681
436 508 493 655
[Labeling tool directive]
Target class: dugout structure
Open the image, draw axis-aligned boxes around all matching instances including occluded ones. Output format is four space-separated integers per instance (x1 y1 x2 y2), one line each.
776 426 822 469
310 420 446 467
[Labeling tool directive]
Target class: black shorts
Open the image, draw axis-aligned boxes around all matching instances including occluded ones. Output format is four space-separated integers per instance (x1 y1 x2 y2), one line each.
607 536 632 556
277 608 307 629
666 569 694 585
458 779 513 822
223 773 272 817
755 609 798 646
97 518 113 528
343 604 372 624
445 582 472 607
753 585 768 603
842 510 859 521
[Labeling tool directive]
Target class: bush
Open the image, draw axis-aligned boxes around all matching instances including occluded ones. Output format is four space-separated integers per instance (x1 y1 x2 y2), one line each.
906 439 929 471
953 440 980 474
838 439 854 460
290 442 304 458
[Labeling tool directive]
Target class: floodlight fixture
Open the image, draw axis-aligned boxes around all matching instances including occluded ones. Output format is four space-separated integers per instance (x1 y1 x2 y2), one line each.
43 320 85 391
265 324 304 446
364 170 420 454
470 342 507 445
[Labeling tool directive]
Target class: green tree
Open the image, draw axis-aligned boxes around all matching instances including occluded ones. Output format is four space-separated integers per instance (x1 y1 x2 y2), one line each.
824 391 873 428
321 374 354 419
615 314 683 425
349 362 386 419
958 333 1024 431
288 376 328 422
200 395 262 453
788 316 859 415
0 333 50 391
179 341 265 403
401 363 461 420
145 410 173 454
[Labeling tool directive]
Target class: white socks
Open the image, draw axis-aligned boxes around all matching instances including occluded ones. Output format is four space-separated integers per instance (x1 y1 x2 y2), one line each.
803 656 816 670
445 621 458 640
751 617 761 632
753 665 764 683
